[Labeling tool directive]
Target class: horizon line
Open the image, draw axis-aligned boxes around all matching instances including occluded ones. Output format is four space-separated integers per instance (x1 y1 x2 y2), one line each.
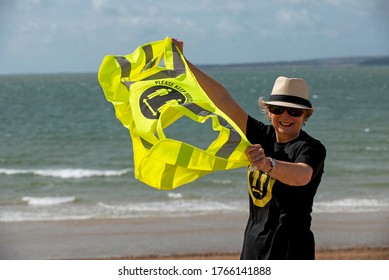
0 54 388 76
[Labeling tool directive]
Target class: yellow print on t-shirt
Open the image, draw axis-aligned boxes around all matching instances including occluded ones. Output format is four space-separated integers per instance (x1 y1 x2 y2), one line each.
247 169 276 207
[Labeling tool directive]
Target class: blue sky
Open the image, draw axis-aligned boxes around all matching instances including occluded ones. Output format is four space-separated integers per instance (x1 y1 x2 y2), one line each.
0 0 388 74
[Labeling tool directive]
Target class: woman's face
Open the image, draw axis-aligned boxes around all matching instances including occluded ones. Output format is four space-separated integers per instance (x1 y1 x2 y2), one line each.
269 108 307 143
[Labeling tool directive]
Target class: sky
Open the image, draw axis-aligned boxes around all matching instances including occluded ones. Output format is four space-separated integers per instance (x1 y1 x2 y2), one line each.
0 0 388 74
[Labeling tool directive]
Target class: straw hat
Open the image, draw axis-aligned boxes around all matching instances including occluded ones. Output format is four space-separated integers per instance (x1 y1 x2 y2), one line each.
261 76 313 109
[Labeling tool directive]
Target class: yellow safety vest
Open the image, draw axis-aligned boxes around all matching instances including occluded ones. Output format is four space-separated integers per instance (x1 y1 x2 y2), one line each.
98 37 250 190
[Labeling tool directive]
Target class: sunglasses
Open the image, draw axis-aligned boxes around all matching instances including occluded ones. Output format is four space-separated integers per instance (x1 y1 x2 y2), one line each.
267 105 305 117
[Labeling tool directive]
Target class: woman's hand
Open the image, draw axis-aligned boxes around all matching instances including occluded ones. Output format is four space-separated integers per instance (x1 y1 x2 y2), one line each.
247 144 314 186
177 37 249 133
172 38 184 54
246 144 271 173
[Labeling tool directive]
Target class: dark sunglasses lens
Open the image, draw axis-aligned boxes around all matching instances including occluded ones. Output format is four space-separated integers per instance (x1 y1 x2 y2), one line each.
268 105 304 117
268 105 284 115
287 108 304 117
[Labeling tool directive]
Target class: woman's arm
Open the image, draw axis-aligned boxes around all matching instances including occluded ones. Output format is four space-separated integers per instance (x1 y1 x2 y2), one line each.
246 144 313 186
173 39 248 134
268 161 313 186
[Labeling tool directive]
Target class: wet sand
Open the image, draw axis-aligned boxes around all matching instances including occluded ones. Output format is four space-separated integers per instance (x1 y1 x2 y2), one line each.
0 212 388 260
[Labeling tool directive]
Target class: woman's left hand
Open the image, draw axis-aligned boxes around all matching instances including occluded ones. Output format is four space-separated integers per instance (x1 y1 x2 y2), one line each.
172 38 184 54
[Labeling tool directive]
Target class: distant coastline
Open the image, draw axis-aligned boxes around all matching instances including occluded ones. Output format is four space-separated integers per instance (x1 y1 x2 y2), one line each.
0 55 388 76
200 55 389 70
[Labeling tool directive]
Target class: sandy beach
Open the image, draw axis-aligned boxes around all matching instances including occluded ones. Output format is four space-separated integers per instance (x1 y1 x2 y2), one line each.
0 211 388 260
115 247 389 260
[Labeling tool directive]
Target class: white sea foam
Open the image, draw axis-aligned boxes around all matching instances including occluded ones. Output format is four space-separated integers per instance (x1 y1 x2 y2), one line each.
97 199 246 218
313 198 389 213
167 193 184 199
22 196 76 206
0 211 93 222
0 168 131 179
0 198 248 222
2 197 388 222
211 179 233 185
365 146 388 152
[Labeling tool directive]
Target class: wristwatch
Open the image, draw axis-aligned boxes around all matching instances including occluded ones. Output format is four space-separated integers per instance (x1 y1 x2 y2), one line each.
267 157 276 174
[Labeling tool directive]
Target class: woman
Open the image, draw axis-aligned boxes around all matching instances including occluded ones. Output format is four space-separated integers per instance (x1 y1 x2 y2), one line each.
174 39 326 260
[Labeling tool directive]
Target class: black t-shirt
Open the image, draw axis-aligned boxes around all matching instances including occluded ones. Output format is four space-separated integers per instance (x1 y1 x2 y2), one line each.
240 115 326 260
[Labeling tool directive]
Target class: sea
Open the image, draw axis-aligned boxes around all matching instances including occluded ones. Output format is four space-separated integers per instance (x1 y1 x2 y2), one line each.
1 65 389 223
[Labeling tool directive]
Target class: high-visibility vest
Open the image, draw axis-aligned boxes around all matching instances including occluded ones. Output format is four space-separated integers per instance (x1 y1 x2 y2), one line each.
98 37 250 190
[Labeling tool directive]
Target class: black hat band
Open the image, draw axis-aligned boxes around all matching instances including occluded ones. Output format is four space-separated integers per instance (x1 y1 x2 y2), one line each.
269 94 312 108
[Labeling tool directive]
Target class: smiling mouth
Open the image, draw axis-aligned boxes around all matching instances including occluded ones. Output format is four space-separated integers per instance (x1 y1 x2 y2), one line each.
280 122 293 127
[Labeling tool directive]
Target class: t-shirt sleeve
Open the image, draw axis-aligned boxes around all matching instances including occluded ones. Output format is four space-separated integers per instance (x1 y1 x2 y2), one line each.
246 115 274 145
295 140 326 180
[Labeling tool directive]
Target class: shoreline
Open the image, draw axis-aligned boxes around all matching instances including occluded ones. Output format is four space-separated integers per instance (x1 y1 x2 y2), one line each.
1 211 388 260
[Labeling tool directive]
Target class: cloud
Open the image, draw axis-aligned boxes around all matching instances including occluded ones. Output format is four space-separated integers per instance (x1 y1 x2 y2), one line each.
0 0 388 74
91 0 135 15
13 0 43 11
275 8 320 28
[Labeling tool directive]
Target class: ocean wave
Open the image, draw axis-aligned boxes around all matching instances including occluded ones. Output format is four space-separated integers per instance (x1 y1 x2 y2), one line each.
0 168 131 179
97 199 246 217
211 179 233 185
0 212 93 222
365 146 388 152
22 196 77 206
2 197 388 223
313 198 389 213
167 193 184 199
0 199 247 222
